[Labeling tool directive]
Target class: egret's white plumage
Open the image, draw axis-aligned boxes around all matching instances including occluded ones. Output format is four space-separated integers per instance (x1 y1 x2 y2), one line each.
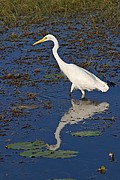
33 34 109 98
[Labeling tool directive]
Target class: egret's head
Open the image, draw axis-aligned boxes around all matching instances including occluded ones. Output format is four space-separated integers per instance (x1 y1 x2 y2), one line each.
33 34 55 46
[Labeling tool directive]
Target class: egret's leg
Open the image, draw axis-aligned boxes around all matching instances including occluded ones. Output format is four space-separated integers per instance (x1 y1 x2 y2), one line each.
70 83 75 93
81 90 85 99
69 83 75 96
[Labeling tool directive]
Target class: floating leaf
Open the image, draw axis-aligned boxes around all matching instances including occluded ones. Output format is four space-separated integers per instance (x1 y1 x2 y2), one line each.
6 141 78 159
20 149 78 159
20 149 47 158
71 131 102 137
6 140 45 150
43 150 78 159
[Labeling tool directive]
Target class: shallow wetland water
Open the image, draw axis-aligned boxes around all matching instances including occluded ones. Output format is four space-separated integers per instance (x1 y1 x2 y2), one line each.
0 15 120 180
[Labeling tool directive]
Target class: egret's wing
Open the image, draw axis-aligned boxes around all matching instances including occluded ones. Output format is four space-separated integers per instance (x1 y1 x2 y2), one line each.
66 64 108 91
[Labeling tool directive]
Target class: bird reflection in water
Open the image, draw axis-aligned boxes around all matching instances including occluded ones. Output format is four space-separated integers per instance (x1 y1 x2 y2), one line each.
47 99 109 151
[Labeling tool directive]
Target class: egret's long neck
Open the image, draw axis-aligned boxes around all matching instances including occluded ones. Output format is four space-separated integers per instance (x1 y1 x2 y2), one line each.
52 38 67 70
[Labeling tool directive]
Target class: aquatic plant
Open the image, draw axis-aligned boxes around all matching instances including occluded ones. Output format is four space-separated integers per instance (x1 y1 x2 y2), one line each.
6 140 78 158
71 131 102 137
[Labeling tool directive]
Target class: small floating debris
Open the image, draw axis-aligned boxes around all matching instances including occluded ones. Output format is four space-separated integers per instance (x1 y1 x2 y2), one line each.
109 152 115 162
42 100 52 109
97 166 106 174
33 68 41 73
102 116 115 121
13 104 38 110
26 92 37 99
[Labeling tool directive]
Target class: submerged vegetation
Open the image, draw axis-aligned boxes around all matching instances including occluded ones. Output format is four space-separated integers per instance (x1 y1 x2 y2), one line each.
0 0 120 28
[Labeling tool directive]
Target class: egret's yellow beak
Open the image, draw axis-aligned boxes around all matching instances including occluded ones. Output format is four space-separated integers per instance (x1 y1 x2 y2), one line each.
33 37 46 45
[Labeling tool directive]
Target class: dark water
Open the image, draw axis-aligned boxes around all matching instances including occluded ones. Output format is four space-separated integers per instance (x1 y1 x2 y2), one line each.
0 18 120 180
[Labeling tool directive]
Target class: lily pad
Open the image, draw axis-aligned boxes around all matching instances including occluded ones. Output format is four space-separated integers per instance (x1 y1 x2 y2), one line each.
71 131 102 137
6 141 78 159
6 140 45 150
20 149 78 159
20 149 47 158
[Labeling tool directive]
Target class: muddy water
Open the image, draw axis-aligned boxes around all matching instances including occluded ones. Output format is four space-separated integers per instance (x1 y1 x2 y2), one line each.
0 18 120 180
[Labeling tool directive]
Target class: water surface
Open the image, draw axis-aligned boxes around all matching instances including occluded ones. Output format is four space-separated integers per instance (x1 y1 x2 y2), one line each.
0 17 120 180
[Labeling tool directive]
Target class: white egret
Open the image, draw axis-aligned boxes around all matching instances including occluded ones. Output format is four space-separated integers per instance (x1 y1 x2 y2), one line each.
33 34 109 98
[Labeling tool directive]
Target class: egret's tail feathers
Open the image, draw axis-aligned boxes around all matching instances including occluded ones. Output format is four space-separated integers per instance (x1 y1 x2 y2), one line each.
96 80 109 92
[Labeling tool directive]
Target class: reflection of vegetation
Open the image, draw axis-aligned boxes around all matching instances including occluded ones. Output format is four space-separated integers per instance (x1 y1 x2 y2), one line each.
71 131 102 137
1 0 119 27
6 140 78 158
